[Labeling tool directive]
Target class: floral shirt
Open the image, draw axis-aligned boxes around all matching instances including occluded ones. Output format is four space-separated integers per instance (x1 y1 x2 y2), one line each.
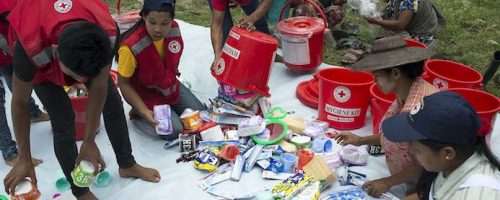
385 0 419 19
379 78 438 175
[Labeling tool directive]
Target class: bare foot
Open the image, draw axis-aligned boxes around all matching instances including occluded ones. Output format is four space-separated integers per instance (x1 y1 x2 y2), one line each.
31 112 50 123
5 156 43 167
119 163 161 183
77 191 98 200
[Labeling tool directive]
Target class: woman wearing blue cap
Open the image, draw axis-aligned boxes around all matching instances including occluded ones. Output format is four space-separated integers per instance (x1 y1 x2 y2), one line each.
382 91 500 200
118 0 205 141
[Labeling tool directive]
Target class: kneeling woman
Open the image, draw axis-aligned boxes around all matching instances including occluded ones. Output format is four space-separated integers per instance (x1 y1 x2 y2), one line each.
118 0 205 141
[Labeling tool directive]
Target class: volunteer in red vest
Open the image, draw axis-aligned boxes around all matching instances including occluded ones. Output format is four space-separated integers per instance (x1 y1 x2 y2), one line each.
208 0 275 69
3 1 160 199
0 0 48 167
118 0 205 141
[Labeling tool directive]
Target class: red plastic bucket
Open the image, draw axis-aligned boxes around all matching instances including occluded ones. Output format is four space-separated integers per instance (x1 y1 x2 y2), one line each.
423 60 483 90
277 0 327 71
212 27 278 97
70 96 100 141
448 88 500 136
404 38 428 48
369 84 396 134
317 68 374 130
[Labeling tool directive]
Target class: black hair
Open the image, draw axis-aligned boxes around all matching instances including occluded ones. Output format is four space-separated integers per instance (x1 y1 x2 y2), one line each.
381 60 425 80
415 137 500 200
0 11 9 23
58 21 112 78
121 3 175 41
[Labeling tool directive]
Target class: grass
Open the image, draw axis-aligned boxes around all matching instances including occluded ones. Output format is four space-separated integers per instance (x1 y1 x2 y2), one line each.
107 0 499 96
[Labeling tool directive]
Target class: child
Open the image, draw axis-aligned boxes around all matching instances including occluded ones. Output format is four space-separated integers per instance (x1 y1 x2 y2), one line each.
118 0 205 141
382 91 500 200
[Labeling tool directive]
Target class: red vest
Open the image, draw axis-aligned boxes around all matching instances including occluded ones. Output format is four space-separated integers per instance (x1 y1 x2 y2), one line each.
7 0 117 85
121 21 183 110
0 0 14 67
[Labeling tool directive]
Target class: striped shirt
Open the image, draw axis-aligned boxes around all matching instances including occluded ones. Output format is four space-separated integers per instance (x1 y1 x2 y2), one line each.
432 152 500 200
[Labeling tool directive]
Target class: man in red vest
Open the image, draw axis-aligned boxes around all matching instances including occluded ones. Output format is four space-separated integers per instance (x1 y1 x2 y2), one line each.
0 0 48 167
3 1 160 199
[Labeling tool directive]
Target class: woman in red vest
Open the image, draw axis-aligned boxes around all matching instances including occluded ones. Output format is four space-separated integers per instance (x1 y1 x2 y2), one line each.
118 0 205 142
4 0 160 199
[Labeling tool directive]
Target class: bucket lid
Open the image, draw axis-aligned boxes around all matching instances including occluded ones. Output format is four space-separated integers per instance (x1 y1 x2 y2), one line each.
296 80 319 109
277 16 325 36
231 26 278 45
307 78 319 97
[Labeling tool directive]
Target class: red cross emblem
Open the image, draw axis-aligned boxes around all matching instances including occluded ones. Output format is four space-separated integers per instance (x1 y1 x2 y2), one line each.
168 40 181 53
433 78 448 90
334 86 351 103
54 0 72 13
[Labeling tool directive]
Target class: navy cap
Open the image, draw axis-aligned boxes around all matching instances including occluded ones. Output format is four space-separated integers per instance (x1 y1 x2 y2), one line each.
143 0 175 10
382 91 481 144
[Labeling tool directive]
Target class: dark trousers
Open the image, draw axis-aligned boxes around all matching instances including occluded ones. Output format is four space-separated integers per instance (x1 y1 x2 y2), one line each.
34 78 135 197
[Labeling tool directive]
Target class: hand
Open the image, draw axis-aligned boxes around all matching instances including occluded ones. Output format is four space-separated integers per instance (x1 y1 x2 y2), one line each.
4 158 36 194
334 131 363 146
365 17 379 24
141 109 159 127
211 53 222 72
76 141 106 176
237 16 256 31
363 178 391 198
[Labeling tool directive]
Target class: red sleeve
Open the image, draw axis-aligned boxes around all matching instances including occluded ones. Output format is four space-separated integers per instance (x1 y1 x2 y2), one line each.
211 0 228 11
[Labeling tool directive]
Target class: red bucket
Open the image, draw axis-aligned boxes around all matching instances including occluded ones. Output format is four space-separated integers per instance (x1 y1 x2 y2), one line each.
423 60 483 90
212 27 278 97
448 88 500 136
277 0 327 71
369 84 396 134
317 68 374 130
404 38 428 48
70 96 100 141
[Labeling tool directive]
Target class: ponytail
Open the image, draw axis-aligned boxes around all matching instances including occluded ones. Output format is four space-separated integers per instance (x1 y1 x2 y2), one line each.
478 136 500 170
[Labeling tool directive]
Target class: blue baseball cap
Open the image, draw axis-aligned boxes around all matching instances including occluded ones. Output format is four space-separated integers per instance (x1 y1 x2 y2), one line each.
382 91 481 144
143 0 175 10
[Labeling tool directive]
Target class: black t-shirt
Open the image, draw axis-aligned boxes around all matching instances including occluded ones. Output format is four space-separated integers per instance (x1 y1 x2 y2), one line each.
13 24 120 83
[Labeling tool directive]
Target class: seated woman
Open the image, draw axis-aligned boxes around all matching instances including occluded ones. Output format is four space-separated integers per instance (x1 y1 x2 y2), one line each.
118 0 205 141
335 36 438 198
367 0 446 47
382 91 500 200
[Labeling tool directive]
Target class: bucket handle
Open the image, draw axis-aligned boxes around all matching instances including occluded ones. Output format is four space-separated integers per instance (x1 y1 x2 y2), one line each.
278 0 328 29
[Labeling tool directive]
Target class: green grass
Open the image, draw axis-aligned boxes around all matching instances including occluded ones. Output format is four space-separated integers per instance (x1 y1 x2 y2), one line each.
108 0 499 96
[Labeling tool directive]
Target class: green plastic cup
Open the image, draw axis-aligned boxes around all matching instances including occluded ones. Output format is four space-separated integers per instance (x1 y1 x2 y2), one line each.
94 171 112 187
71 160 97 187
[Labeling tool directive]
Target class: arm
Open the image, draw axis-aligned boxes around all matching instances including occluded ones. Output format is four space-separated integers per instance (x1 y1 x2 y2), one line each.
360 134 382 145
364 159 423 197
366 10 413 31
238 0 272 30
118 75 157 126
210 9 225 68
4 41 37 194
335 132 381 146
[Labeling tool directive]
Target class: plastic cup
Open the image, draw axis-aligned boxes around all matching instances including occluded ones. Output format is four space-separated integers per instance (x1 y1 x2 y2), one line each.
94 171 112 187
280 153 297 173
311 138 333 153
298 149 315 170
55 177 70 191
71 160 97 187
11 179 41 200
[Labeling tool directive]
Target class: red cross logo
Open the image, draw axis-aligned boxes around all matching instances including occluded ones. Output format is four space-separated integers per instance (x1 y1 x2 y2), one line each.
54 0 72 13
433 78 448 90
214 58 225 75
334 86 351 103
168 40 181 53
